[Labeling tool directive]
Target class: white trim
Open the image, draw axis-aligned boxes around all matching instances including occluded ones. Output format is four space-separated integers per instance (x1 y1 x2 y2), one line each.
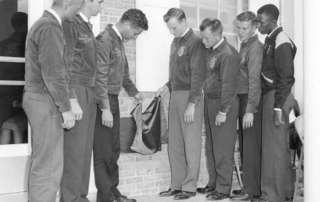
0 144 30 158
0 57 25 63
0 81 25 85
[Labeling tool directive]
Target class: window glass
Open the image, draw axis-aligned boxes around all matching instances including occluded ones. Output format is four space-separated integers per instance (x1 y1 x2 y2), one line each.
0 0 28 145
181 1 197 28
220 7 237 33
199 4 218 23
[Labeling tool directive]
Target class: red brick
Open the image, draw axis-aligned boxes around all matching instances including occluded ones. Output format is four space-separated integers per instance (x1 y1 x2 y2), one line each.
136 182 155 189
155 180 170 187
136 168 157 176
102 9 123 16
135 155 153 161
114 3 134 10
120 170 136 178
102 1 114 8
144 175 162 182
125 176 143 184
118 154 135 163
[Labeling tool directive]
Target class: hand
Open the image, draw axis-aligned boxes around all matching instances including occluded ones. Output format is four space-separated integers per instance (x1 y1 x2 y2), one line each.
61 111 75 129
243 112 254 129
273 110 284 127
70 99 83 121
184 103 195 124
156 85 169 96
102 108 113 128
215 112 226 126
134 93 145 104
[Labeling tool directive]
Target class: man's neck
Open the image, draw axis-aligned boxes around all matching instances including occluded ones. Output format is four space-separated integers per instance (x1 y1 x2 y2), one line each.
80 8 91 20
50 6 65 22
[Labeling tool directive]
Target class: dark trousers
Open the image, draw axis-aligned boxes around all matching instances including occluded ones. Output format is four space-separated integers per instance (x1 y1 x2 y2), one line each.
204 97 239 195
238 93 262 196
260 90 294 202
60 86 97 202
23 91 64 202
93 94 122 202
168 91 204 192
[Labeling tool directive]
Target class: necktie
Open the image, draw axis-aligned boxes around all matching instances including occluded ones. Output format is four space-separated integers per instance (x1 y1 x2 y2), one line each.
240 42 246 51
264 36 268 49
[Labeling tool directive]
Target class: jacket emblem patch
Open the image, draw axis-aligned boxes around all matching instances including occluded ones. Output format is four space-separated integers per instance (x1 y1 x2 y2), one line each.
209 57 217 69
78 34 92 43
178 46 185 57
114 48 121 56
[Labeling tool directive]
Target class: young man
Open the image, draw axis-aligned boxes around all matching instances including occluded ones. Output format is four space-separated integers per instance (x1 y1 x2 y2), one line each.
229 11 263 201
60 1 103 202
199 18 240 201
23 0 84 201
157 8 207 200
94 9 148 202
252 4 297 202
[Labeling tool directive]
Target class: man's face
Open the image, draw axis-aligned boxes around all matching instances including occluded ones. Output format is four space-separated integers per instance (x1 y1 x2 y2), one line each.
166 17 186 37
200 27 220 49
237 20 257 42
257 13 275 35
122 23 144 42
65 0 84 20
89 0 104 17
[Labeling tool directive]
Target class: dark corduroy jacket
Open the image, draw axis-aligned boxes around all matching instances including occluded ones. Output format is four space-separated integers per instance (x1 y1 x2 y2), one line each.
95 24 138 109
261 27 296 108
165 28 207 104
63 14 97 88
238 34 263 113
24 11 73 113
204 38 241 113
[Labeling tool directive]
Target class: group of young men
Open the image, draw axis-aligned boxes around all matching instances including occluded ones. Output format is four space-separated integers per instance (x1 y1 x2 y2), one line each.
22 0 296 202
157 4 296 202
24 0 147 202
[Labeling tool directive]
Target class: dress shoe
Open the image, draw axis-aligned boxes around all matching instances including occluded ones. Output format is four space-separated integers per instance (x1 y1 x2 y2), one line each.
206 191 230 201
196 186 215 194
285 197 293 202
173 191 196 200
159 189 181 197
116 196 136 202
232 189 242 195
230 193 260 201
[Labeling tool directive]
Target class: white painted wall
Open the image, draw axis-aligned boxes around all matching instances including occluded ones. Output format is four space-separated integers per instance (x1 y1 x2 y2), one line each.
136 0 180 91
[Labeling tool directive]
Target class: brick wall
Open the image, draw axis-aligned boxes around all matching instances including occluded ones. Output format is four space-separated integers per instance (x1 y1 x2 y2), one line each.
98 0 241 197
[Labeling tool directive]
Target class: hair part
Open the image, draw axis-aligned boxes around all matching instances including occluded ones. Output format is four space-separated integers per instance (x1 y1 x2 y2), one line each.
257 4 279 21
199 18 223 34
237 11 258 26
120 9 149 31
163 8 186 23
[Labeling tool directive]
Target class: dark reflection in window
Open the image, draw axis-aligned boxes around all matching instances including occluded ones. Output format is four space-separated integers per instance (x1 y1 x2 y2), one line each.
0 0 28 145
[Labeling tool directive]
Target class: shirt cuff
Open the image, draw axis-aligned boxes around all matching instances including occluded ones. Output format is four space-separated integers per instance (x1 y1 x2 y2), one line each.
274 108 282 111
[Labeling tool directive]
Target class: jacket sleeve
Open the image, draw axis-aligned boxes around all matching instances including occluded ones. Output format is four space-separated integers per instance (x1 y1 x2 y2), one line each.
274 37 295 109
38 25 71 112
188 39 207 103
95 38 110 109
122 57 139 97
62 21 77 99
246 44 262 113
219 53 240 113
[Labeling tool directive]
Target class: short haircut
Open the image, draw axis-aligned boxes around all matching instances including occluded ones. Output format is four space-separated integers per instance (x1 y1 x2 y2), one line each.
11 12 28 30
120 9 149 31
199 18 223 34
236 11 258 26
257 4 279 21
163 8 186 23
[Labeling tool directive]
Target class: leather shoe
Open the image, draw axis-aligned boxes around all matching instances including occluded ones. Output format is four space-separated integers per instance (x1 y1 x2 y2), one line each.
116 196 136 202
285 197 293 202
173 191 196 200
232 189 242 195
230 193 260 201
196 186 215 194
159 189 181 197
206 191 230 201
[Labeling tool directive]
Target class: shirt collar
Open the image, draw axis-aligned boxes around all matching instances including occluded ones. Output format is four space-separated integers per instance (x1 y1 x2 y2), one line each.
213 38 224 50
112 24 122 40
181 28 190 38
79 12 89 23
242 34 257 43
268 27 280 37
47 9 62 25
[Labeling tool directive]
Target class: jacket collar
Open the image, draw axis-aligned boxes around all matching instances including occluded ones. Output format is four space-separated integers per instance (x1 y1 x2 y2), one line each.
267 27 283 42
106 24 122 42
215 37 228 52
241 34 259 49
45 10 62 25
